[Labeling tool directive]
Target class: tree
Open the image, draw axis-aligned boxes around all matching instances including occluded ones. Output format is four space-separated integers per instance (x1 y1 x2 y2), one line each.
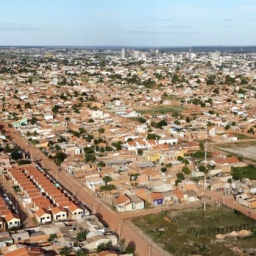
48 233 57 241
55 152 66 165
85 154 96 163
147 134 161 140
77 229 89 241
125 246 135 254
137 149 143 156
161 167 167 173
55 144 61 151
103 176 113 185
225 124 230 130
238 155 243 162
182 166 191 175
98 128 105 133
75 249 89 256
105 146 113 152
52 105 60 113
186 117 190 123
199 165 208 174
111 141 123 150
25 102 31 108
97 241 112 252
30 117 37 125
139 117 146 123
176 172 185 185
97 161 106 167
59 246 72 256
248 127 254 134
99 147 105 153
199 142 204 151
157 120 167 129
213 88 219 94
10 148 23 160
177 156 184 162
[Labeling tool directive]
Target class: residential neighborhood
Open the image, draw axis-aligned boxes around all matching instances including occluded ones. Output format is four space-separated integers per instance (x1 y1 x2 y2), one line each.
0 46 256 255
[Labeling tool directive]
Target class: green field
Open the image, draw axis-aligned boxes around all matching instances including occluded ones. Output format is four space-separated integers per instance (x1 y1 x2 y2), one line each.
135 105 185 115
233 133 254 140
132 206 256 256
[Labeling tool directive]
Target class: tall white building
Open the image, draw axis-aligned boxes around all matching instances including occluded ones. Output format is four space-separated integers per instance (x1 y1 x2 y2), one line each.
209 52 220 61
121 48 125 59
134 50 139 58
170 54 175 62
187 52 196 60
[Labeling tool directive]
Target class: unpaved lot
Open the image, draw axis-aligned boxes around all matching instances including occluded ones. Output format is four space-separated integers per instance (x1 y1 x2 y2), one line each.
219 144 256 161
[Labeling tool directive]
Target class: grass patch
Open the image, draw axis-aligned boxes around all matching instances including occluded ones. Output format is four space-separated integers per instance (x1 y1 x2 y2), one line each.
172 205 255 235
233 133 254 140
135 105 185 115
144 201 153 210
231 165 256 180
132 206 256 256
162 95 177 101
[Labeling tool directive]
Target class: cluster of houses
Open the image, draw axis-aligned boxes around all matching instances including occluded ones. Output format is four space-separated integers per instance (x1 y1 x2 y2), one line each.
0 215 120 255
1 47 256 254
4 165 89 224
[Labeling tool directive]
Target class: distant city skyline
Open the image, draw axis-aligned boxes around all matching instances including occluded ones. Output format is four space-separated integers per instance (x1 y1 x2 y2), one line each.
1 0 256 47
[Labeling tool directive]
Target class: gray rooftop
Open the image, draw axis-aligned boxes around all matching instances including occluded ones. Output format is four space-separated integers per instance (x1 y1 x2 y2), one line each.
136 162 155 168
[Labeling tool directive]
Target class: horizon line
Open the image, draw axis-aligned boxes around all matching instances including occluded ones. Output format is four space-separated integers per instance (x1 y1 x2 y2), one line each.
1 45 256 48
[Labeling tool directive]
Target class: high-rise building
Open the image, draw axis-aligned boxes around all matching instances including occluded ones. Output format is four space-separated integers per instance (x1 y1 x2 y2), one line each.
121 48 125 59
188 52 196 60
134 50 139 58
209 51 220 61
170 54 175 62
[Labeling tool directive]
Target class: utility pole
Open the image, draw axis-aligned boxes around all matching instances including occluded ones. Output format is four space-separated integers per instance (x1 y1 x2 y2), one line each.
203 201 206 218
118 221 121 241
204 142 207 191
204 123 207 218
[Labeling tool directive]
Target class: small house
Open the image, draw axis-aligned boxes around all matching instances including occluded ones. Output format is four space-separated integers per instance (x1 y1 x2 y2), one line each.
35 208 52 224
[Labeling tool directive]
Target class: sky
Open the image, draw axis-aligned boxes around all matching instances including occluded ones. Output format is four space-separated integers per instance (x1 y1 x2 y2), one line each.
1 0 256 47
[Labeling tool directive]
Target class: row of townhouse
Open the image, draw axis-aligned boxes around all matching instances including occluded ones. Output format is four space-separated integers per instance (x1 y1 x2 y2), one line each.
0 196 21 230
6 165 89 224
